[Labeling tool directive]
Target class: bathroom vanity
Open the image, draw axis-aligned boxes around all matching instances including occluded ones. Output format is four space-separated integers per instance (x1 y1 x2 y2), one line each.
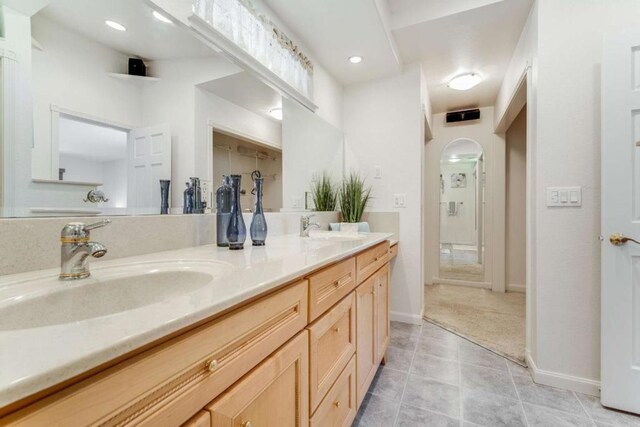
0 234 396 426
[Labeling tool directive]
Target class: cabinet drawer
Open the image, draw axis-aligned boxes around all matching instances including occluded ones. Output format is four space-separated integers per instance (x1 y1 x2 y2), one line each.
3 282 308 427
389 243 398 260
307 258 356 322
310 357 357 427
356 242 390 284
182 411 210 427
307 293 356 412
207 331 309 427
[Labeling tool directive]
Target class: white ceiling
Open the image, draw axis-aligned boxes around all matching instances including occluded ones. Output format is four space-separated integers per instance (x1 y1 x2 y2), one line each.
59 116 128 162
263 0 532 113
36 0 215 60
199 72 283 123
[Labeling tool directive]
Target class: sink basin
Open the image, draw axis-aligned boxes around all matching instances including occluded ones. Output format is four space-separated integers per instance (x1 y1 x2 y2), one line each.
0 260 233 330
307 230 367 241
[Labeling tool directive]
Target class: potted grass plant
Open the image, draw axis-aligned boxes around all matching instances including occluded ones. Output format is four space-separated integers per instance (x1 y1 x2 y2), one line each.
336 172 371 232
310 172 338 212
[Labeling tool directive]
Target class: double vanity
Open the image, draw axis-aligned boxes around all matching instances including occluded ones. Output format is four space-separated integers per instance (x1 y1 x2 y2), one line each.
0 231 398 426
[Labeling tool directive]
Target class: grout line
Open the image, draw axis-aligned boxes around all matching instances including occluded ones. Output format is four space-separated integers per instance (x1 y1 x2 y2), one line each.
392 322 423 426
400 400 463 422
508 358 531 427
573 391 598 426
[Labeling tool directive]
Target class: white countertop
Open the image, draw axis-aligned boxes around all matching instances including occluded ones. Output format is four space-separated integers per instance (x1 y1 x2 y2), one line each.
0 232 392 408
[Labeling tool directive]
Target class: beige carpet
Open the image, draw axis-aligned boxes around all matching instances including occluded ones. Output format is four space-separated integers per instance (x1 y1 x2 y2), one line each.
424 284 526 365
439 263 484 282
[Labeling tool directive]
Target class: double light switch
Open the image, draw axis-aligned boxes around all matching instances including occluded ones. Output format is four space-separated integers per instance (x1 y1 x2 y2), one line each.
546 187 581 207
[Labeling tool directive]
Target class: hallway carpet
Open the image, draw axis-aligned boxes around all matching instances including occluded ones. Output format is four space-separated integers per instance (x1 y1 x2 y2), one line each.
424 284 526 364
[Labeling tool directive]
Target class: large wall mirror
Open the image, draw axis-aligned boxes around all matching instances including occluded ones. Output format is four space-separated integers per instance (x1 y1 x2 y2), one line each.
0 0 344 217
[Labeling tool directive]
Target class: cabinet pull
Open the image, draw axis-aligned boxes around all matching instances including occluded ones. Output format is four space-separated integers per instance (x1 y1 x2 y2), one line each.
207 359 219 372
333 326 341 333
334 401 341 408
242 422 253 427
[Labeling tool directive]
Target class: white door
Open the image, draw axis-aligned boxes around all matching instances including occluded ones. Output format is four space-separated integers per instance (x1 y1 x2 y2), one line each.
601 28 640 414
127 124 171 215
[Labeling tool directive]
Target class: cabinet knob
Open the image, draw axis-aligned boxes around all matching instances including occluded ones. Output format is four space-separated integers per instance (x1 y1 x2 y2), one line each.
208 359 219 372
334 326 341 333
334 401 341 408
242 422 253 427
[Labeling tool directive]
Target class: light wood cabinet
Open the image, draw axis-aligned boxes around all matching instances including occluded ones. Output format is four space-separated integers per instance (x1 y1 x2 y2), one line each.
0 241 393 427
307 293 356 412
309 357 357 427
389 243 398 260
207 331 309 427
355 273 377 407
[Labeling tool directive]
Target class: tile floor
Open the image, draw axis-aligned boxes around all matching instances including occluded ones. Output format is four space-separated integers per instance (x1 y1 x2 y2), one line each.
353 321 640 427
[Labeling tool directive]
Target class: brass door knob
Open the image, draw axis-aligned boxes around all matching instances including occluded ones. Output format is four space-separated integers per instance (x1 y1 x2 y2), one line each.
609 233 640 246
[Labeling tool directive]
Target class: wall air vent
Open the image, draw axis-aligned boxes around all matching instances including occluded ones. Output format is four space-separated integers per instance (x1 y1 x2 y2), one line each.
446 108 481 123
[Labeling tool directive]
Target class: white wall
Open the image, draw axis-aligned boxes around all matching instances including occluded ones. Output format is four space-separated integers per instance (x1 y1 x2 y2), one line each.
425 107 505 291
440 162 478 245
505 106 526 291
344 64 424 324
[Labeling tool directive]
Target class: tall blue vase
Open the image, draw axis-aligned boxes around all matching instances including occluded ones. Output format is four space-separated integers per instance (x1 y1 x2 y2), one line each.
250 177 267 246
160 180 170 214
226 174 246 250
216 175 232 247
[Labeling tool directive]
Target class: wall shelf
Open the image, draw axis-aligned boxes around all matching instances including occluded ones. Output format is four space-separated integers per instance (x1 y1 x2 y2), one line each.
32 178 102 186
108 73 160 83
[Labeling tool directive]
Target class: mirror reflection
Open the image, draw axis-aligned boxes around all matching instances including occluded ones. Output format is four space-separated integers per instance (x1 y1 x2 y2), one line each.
0 0 344 218
439 139 485 282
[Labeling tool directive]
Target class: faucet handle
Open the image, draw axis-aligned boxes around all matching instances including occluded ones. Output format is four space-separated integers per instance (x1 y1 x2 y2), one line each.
85 219 112 231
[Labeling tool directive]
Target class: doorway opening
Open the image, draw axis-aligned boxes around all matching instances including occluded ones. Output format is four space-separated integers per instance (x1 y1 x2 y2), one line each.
423 101 528 366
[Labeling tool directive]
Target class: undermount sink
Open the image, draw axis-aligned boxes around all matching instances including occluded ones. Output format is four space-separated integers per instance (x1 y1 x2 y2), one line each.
307 230 368 241
0 260 233 331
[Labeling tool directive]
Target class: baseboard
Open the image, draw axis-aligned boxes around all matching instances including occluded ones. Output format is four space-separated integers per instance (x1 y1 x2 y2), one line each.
506 283 526 293
390 310 423 325
526 350 600 396
432 277 491 289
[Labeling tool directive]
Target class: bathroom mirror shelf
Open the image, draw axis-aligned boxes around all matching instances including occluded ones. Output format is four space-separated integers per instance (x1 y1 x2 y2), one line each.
32 179 103 187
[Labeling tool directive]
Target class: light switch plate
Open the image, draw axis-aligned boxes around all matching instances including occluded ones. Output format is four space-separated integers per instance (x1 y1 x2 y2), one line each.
393 193 406 208
292 197 303 209
374 165 382 179
546 186 581 207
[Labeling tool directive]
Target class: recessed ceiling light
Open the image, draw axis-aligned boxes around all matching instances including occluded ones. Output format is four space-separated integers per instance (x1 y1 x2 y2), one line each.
448 73 482 91
105 20 126 31
348 56 363 64
152 10 173 24
269 107 283 121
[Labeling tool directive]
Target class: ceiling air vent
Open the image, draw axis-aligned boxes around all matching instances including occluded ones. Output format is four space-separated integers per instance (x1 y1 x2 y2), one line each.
446 108 480 123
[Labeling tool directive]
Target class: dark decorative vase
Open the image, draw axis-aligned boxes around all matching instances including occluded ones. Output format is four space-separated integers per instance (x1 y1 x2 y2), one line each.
216 175 232 247
226 174 246 250
250 177 267 246
160 180 170 215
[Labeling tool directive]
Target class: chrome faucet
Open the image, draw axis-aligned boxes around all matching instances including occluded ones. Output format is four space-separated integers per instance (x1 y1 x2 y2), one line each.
59 219 111 280
300 214 321 237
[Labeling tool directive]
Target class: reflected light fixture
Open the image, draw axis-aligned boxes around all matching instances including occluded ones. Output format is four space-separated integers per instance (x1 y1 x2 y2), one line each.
152 11 173 24
105 20 126 31
269 107 283 121
448 73 482 91
449 156 461 163
348 56 363 64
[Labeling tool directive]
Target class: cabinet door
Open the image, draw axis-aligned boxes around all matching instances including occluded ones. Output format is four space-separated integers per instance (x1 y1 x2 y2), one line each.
355 275 376 408
207 331 309 427
375 264 390 363
182 411 211 427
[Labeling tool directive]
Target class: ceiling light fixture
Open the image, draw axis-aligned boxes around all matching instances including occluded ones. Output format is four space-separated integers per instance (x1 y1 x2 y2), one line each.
105 20 126 31
269 107 283 121
448 73 482 91
348 56 363 64
152 10 173 24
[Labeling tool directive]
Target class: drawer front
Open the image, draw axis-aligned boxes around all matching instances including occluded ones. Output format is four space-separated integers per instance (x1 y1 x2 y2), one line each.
207 331 309 427
356 242 390 284
307 258 356 322
389 243 398 260
307 293 356 412
3 282 308 427
310 357 357 427
182 411 210 427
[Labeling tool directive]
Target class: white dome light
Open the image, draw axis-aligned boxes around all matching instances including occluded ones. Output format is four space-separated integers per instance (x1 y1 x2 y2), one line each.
153 11 173 24
448 73 482 91
348 56 363 64
105 20 126 31
269 107 283 121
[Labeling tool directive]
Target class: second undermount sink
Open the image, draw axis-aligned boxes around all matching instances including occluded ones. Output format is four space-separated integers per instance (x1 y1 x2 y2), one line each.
307 230 368 241
0 260 233 331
